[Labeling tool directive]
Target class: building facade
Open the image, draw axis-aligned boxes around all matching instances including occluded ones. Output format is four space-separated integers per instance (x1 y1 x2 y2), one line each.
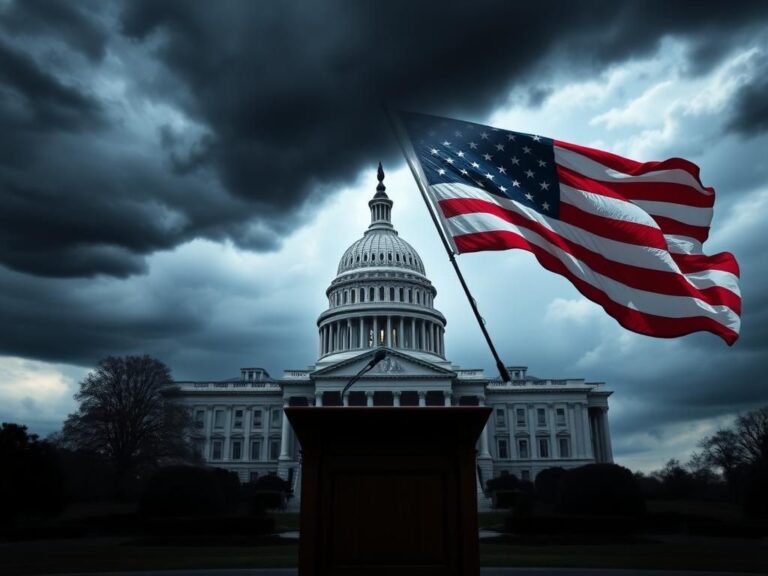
171 165 613 501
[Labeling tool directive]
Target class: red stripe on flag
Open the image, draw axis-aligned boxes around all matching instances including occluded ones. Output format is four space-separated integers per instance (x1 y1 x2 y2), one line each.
672 253 740 277
453 230 739 345
557 165 715 208
554 139 714 194
438 198 740 313
558 202 668 249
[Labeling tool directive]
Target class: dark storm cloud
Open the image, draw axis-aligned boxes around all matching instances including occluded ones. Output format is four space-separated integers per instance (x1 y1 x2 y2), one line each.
0 0 109 61
0 38 103 132
726 52 768 137
1 0 767 278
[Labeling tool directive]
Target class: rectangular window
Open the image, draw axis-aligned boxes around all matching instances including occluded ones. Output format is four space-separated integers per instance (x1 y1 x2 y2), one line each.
559 437 570 458
556 407 566 427
271 407 281 428
231 440 242 460
213 409 225 430
194 409 205 429
516 408 526 427
537 408 547 427
539 438 550 458
518 439 529 459
252 409 262 429
233 409 243 429
497 439 509 459
269 439 280 460
211 440 223 460
496 408 506 428
250 440 262 461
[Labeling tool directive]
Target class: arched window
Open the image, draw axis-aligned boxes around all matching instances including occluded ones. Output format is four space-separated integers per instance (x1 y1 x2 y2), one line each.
396 254 400 262
343 291 348 304
399 287 404 301
388 253 392 262
379 286 384 300
416 291 421 304
379 253 384 262
370 287 375 301
360 288 365 302
351 290 356 304
390 287 395 301
408 289 413 303
364 253 368 262
356 255 360 262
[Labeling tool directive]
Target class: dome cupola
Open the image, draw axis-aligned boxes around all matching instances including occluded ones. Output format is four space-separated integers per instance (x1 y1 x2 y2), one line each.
317 164 447 365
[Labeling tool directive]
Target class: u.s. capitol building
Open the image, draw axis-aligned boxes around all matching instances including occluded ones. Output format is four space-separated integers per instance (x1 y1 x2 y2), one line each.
170 165 613 504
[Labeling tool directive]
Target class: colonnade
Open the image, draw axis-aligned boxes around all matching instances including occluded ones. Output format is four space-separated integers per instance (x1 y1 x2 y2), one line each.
319 315 445 357
589 407 613 463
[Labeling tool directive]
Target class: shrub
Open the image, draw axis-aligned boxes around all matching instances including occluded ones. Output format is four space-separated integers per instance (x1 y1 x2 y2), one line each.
486 474 520 492
139 466 239 517
556 463 645 517
0 423 65 522
253 473 291 492
535 467 567 503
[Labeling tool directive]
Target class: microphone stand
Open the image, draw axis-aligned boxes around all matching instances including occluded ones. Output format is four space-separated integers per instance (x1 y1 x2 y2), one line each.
341 349 387 400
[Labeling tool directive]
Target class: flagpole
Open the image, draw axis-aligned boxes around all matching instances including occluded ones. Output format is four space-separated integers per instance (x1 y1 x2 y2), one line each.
387 110 511 384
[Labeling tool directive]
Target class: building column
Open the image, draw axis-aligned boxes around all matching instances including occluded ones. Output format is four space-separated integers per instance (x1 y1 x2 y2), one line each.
315 391 323 407
411 319 416 349
567 403 577 459
528 404 536 460
366 391 374 407
443 390 452 406
478 396 491 458
279 399 291 460
420 320 426 350
359 317 364 348
601 408 613 462
386 316 392 347
591 412 602 461
223 408 232 462
549 405 557 459
579 404 592 459
418 390 426 407
373 316 378 346
431 324 437 352
342 393 349 407
393 391 401 407
346 319 352 350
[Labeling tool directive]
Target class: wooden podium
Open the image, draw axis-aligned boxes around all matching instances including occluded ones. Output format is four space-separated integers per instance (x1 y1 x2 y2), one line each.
285 406 491 576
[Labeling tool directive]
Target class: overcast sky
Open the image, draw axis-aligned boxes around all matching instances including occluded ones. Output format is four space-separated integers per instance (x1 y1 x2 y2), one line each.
1 0 766 472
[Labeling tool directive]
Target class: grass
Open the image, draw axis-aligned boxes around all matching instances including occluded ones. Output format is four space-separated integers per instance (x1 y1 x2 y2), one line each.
3 501 766 575
3 535 768 575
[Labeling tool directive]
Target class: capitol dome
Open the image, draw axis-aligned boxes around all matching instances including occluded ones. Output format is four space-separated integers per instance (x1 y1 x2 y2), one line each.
317 164 446 365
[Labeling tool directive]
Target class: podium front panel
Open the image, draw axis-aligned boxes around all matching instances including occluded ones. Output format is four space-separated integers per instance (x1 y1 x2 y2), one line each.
286 407 490 576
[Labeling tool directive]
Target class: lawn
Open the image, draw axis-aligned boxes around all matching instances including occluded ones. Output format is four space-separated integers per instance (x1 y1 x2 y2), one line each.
3 502 766 575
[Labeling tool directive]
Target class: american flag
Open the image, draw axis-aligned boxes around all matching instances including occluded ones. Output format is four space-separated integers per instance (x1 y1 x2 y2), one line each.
395 111 741 345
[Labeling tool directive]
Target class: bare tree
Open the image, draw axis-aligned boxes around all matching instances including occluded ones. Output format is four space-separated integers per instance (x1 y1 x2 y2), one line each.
62 355 191 498
699 429 745 482
734 407 768 465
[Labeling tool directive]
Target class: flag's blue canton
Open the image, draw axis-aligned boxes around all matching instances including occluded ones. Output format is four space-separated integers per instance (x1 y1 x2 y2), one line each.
401 112 560 218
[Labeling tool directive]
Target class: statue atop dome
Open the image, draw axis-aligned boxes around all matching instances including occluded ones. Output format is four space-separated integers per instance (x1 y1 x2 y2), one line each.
374 162 387 198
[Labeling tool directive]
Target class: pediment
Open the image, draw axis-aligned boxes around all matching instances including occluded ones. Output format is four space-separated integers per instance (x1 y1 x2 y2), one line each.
312 348 455 380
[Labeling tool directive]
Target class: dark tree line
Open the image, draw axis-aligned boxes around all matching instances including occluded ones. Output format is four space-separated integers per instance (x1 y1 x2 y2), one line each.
634 406 768 519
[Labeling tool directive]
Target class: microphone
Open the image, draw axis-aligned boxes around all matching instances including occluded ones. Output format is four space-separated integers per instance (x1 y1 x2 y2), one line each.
341 349 387 398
